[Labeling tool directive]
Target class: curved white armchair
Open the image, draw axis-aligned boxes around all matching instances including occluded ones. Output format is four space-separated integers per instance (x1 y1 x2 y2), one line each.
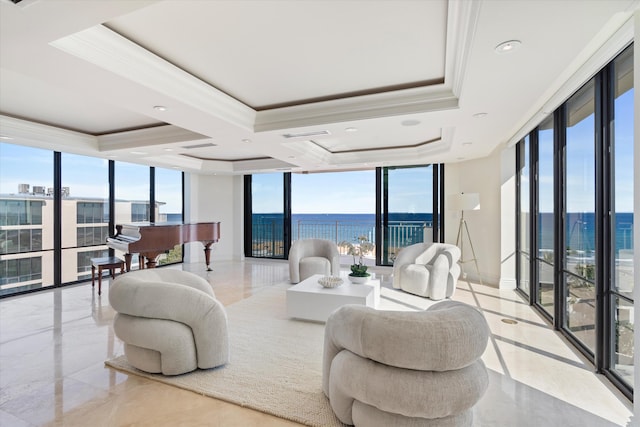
393 242 461 300
109 269 229 375
323 301 490 426
288 239 340 283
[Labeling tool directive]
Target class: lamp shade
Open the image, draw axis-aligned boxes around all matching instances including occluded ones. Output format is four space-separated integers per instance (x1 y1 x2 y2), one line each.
447 193 480 211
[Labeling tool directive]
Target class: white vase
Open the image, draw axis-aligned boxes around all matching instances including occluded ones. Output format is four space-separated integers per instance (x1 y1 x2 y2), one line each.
348 275 370 284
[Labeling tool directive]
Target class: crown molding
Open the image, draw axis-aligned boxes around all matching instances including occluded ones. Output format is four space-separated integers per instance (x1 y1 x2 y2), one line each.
50 25 256 131
253 0 478 132
0 114 97 152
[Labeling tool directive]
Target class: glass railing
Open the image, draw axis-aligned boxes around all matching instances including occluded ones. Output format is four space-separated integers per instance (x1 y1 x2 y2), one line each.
250 219 432 259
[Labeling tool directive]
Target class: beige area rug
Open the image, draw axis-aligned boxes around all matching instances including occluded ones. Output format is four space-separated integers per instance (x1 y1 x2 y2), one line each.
105 282 435 426
106 284 343 427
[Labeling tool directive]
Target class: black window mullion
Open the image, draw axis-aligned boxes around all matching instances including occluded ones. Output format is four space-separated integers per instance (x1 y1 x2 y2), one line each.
53 151 61 287
553 107 565 329
283 172 292 259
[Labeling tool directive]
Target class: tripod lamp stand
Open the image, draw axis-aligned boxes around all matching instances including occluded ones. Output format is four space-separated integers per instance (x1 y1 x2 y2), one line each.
448 192 483 285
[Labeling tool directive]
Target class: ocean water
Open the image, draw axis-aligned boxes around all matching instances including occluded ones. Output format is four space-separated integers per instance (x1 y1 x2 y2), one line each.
253 213 432 245
253 212 634 253
539 212 634 254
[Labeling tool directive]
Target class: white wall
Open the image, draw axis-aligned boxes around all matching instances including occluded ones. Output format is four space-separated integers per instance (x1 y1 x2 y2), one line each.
445 147 504 286
184 173 244 263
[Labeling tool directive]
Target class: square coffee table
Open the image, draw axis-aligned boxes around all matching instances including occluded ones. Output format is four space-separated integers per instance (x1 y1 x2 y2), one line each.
286 273 380 322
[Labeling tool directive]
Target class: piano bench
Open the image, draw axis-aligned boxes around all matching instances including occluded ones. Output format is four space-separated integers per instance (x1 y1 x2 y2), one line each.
91 256 126 295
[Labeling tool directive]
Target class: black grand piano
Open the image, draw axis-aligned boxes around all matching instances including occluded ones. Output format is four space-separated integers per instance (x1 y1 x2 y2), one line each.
106 222 220 271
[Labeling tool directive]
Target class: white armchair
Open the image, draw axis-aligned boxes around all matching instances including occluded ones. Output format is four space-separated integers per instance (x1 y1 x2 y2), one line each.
288 239 340 284
109 269 229 375
323 301 490 426
393 242 461 300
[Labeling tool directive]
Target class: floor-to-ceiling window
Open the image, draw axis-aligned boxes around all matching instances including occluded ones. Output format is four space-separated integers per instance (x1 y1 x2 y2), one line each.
155 167 184 265
516 44 633 400
113 162 151 269
244 165 443 266
247 173 286 259
0 143 54 296
380 165 435 265
610 46 634 390
536 116 555 318
0 145 184 297
563 78 597 354
517 136 531 297
292 170 376 263
61 153 110 283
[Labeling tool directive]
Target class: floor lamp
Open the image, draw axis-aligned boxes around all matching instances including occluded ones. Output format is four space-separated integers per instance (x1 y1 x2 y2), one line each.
448 192 483 285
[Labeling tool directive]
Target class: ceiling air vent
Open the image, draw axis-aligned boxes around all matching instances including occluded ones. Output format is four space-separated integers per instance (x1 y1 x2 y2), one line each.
182 142 217 149
282 130 331 139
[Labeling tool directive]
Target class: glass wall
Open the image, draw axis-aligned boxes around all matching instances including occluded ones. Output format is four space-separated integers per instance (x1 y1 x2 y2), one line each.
517 136 531 297
610 46 634 388
291 170 376 264
563 78 596 354
536 116 555 318
381 166 434 265
0 145 184 297
0 143 54 295
516 44 633 399
61 153 110 283
114 162 151 269
155 167 183 265
246 165 443 266
250 173 285 258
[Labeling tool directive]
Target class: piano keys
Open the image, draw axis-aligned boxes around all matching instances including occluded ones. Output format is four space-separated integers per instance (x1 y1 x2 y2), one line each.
106 222 220 271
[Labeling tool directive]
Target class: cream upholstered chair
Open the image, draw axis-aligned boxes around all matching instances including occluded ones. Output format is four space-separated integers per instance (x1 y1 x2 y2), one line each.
323 301 489 427
288 238 340 284
109 269 229 375
393 242 461 300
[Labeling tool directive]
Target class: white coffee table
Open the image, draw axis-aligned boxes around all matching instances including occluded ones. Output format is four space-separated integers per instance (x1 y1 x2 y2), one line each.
286 273 380 322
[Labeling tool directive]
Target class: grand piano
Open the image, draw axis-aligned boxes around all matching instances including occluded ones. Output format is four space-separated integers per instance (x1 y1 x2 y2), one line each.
106 222 220 271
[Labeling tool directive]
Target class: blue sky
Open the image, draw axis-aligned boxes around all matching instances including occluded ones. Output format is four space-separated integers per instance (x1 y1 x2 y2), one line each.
252 167 433 214
0 144 183 213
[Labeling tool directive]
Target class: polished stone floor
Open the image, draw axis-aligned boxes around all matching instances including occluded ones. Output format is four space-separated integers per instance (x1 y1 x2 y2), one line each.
0 258 633 426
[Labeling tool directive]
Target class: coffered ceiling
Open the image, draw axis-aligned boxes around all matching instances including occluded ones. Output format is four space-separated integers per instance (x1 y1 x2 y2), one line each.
0 0 638 174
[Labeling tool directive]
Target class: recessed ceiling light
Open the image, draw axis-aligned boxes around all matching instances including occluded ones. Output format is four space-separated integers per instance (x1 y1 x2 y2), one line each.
345 127 358 133
473 112 488 118
495 40 521 54
130 151 147 155
0 135 13 140
242 139 252 143
153 105 167 111
164 148 174 152
401 119 421 127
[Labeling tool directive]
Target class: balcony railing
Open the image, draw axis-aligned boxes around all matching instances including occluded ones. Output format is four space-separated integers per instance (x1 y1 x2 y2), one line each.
250 219 432 259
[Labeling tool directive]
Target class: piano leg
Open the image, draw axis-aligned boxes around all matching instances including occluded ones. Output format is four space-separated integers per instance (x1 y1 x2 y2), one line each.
203 242 214 271
124 253 133 272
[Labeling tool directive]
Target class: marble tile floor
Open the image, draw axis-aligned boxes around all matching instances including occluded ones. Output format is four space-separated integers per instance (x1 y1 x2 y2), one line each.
0 258 633 426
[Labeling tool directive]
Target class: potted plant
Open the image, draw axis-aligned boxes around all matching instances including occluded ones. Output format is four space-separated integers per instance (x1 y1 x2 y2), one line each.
348 236 372 284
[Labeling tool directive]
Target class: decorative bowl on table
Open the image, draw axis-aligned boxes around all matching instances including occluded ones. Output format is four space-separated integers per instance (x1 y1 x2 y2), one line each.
318 276 343 288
